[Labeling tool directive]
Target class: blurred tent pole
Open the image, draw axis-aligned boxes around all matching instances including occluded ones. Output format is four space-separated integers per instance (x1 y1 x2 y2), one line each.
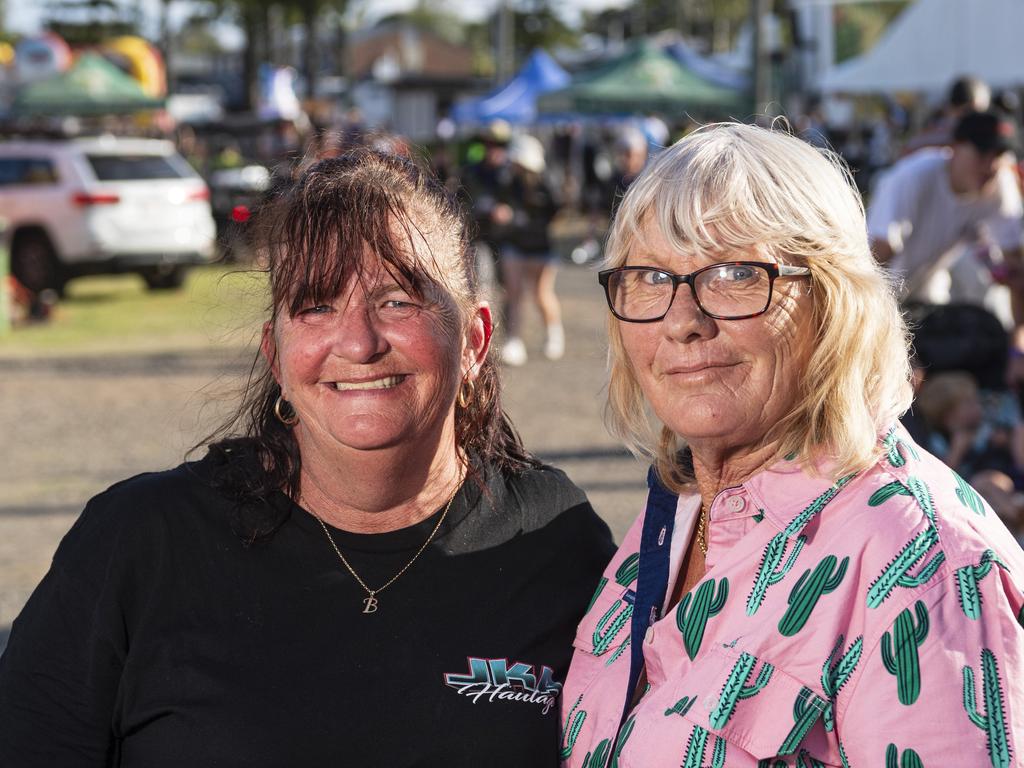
0 220 9 336
497 1 515 84
751 0 770 117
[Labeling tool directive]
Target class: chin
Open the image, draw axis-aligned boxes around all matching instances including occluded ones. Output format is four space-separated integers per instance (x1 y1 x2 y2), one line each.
325 417 414 452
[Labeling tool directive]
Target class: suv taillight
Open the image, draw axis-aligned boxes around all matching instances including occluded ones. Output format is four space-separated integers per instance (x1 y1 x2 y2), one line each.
72 192 121 206
187 187 211 202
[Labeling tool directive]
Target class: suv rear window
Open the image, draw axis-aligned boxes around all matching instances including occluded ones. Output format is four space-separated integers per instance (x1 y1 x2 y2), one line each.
86 154 188 181
0 158 58 186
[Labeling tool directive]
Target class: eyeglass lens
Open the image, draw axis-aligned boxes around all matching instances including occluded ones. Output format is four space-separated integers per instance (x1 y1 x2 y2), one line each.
608 264 772 320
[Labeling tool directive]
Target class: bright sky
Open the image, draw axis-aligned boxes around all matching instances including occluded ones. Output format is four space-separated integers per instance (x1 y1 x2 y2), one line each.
6 0 632 38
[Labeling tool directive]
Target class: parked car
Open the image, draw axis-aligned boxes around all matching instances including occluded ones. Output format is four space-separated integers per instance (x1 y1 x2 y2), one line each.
208 163 270 261
0 135 216 292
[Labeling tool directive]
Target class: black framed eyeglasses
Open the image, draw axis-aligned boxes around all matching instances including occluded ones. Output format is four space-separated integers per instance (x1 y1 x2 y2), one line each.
597 261 811 322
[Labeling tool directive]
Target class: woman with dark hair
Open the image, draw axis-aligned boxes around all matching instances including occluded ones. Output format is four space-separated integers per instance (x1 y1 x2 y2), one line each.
0 149 614 767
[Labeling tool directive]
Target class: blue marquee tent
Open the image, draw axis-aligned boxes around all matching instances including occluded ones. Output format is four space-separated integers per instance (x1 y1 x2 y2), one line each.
663 41 749 92
451 49 570 125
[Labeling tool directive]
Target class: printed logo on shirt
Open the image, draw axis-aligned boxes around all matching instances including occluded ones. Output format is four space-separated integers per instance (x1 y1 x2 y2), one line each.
443 657 561 715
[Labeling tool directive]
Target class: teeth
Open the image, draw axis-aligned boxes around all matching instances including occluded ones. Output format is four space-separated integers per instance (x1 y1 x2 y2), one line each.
334 375 404 391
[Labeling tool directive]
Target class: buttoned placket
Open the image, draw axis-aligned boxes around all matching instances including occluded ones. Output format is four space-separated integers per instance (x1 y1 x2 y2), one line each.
704 487 762 568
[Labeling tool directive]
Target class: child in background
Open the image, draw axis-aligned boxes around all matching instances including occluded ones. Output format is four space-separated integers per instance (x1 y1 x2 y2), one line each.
916 370 1024 540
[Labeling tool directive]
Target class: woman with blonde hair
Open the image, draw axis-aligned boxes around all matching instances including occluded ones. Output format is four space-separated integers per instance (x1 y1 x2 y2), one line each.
560 123 1024 767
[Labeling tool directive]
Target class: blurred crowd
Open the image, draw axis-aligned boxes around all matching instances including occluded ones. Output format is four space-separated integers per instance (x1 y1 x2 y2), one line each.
9 73 1024 544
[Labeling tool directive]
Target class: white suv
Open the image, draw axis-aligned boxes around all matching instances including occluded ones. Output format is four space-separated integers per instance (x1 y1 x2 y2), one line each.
0 135 217 292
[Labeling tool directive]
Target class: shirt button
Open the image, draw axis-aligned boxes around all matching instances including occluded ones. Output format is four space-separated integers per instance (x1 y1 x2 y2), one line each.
644 626 656 644
726 496 746 513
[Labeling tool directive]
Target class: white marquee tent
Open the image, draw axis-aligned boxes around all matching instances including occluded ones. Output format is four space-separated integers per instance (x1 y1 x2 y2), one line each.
821 0 1024 94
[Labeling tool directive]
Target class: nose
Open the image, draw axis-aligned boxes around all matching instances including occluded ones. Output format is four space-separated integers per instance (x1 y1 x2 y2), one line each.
661 281 716 342
331 300 389 362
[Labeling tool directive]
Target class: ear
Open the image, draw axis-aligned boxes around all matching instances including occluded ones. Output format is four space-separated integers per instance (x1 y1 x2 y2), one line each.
462 302 493 378
260 321 282 386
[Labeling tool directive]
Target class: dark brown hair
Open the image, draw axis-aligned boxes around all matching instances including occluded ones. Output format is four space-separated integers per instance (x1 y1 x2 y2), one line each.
205 148 537 540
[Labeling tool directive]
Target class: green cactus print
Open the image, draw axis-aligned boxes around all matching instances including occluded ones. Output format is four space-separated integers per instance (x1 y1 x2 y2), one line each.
581 738 611 768
868 476 937 526
753 510 765 523
592 598 633 656
866 526 945 609
709 652 774 729
783 475 857 536
821 634 863 732
839 739 851 768
869 481 908 507
956 550 1007 620
778 686 827 755
883 427 919 467
609 715 635 768
953 470 986 516
682 724 726 768
797 749 827 768
664 695 696 717
584 577 608 615
676 577 729 659
747 476 854 617
747 533 808 616
778 554 850 636
1018 603 1024 628
605 635 630 667
963 648 1013 768
560 695 586 760
881 600 929 705
615 552 640 586
886 743 924 768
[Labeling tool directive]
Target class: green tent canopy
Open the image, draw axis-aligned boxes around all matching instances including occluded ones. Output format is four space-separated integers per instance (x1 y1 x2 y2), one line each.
12 53 164 117
538 42 743 119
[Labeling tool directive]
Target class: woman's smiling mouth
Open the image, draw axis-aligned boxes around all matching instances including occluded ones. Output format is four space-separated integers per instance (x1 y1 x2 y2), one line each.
332 375 408 391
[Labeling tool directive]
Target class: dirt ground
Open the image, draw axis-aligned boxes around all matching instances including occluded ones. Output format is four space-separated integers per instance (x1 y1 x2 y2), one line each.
0 263 648 652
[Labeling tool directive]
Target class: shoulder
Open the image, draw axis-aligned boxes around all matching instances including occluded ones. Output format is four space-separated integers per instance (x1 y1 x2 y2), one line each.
880 148 948 189
832 434 1024 641
87 452 228 517
488 462 614 552
63 456 234 561
867 436 1023 564
499 462 593 529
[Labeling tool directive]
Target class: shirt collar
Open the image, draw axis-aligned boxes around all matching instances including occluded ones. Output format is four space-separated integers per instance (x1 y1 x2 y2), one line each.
739 454 858 539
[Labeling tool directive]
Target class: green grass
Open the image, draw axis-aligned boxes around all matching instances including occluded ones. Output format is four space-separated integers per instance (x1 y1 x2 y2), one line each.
0 265 269 357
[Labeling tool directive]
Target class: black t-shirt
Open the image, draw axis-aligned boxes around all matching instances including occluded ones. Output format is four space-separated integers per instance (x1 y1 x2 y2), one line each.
0 453 614 767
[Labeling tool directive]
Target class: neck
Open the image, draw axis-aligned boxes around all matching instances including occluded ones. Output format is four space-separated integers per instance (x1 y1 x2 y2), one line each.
296 429 465 534
689 436 783 509
946 156 974 196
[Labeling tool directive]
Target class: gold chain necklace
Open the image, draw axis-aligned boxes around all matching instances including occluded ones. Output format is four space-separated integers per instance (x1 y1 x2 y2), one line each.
307 479 462 615
696 503 709 556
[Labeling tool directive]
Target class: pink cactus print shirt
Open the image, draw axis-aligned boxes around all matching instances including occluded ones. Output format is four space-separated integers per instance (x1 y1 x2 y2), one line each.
560 427 1024 768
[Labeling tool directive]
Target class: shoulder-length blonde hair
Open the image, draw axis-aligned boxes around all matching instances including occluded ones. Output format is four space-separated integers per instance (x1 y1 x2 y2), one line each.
604 122 913 491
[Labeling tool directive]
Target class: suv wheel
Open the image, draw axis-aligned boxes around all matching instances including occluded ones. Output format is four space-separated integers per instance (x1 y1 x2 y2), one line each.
142 265 188 290
11 231 63 295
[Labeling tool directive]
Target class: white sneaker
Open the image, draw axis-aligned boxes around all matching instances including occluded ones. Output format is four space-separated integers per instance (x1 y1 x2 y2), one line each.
501 338 528 366
543 325 565 360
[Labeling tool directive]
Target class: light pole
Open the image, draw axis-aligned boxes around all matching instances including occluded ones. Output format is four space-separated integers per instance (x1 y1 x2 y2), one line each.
750 0 770 117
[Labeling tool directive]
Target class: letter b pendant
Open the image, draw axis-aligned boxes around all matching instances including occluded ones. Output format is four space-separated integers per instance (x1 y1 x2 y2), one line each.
362 594 379 614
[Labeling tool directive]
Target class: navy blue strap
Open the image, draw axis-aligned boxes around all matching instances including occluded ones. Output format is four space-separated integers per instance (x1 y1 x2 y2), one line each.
620 466 678 727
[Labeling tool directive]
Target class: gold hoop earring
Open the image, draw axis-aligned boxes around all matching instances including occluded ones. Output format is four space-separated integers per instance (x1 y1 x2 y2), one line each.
274 395 299 426
457 377 475 410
